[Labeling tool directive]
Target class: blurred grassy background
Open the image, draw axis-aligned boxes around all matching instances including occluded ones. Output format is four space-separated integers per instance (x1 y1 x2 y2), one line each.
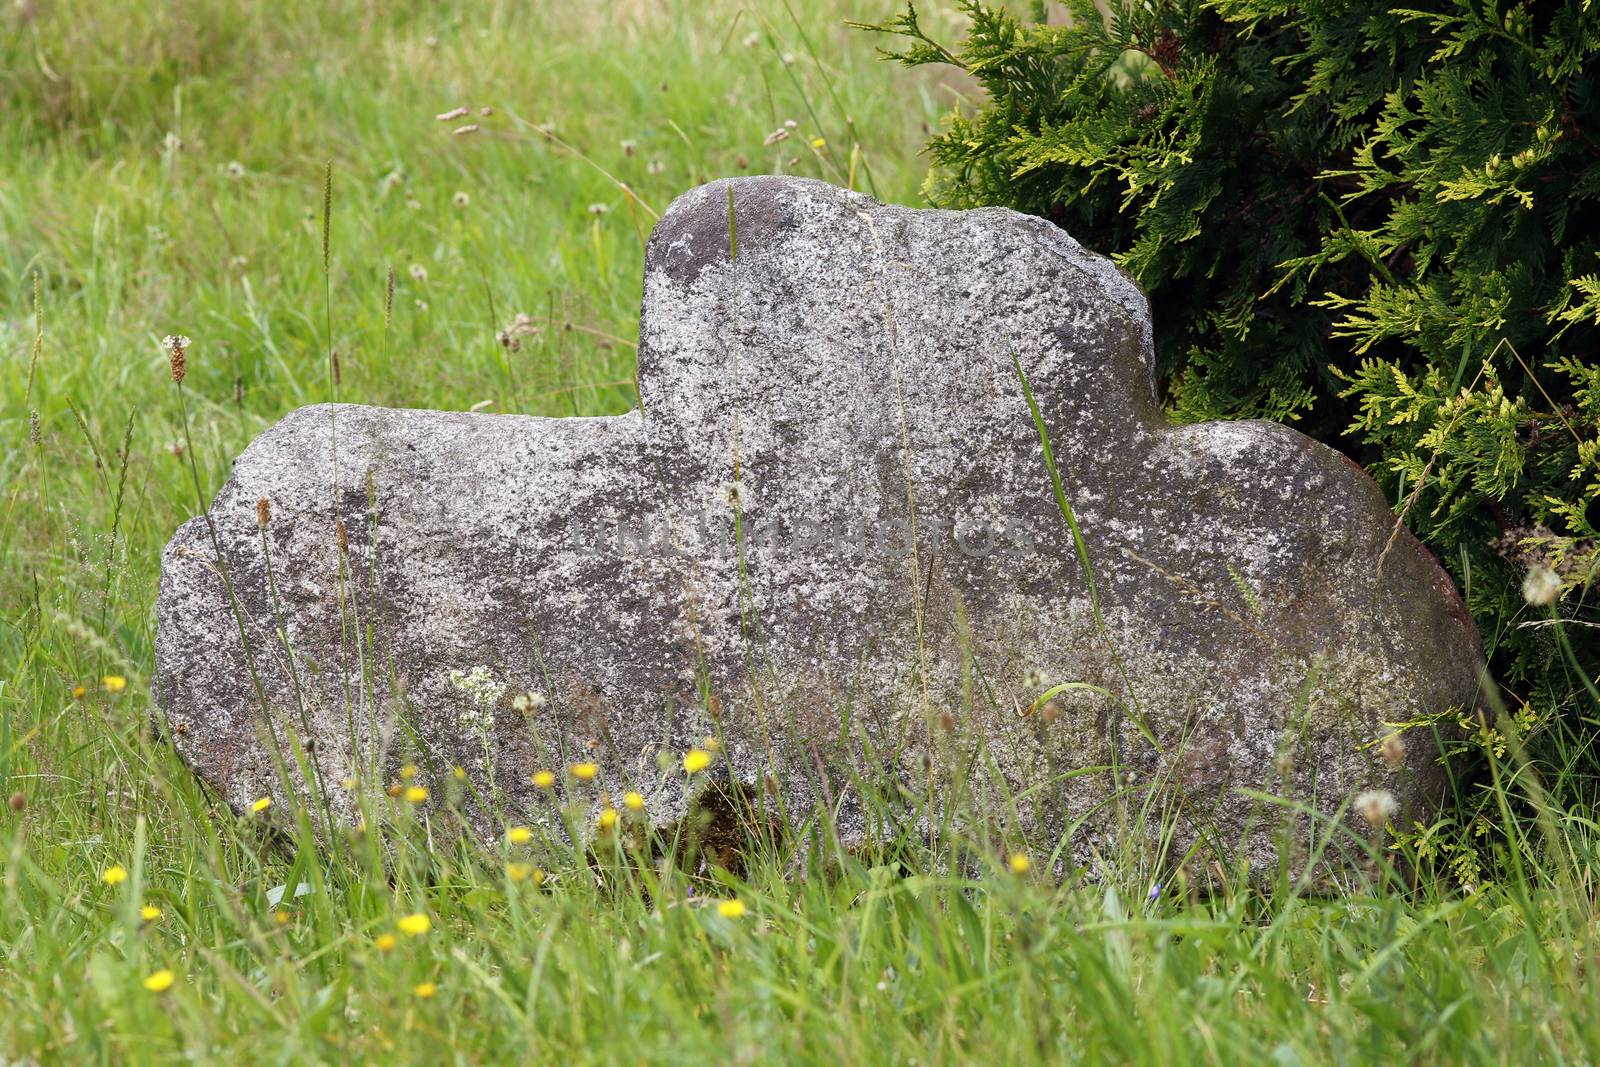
1 0 955 635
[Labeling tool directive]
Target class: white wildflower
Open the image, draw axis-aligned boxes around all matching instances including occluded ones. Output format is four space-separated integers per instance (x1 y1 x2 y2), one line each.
511 690 548 714
449 665 505 708
1522 566 1561 607
449 666 507 778
1353 789 1397 829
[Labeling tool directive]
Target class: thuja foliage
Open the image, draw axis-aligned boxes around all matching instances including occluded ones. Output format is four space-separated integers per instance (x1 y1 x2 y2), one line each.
860 0 1599 848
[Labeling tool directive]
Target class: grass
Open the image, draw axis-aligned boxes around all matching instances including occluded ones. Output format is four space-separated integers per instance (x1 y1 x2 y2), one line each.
3 0 1599 1062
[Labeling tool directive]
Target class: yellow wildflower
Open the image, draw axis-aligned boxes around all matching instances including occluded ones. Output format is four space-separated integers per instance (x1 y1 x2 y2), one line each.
452 765 467 780
374 933 398 952
102 865 128 886
531 770 556 790
140 904 162 922
717 899 747 919
506 862 534 882
507 825 533 845
71 685 86 700
569 762 599 781
143 969 176 993
398 912 432 937
413 981 437 999
598 808 619 830
251 796 272 814
386 783 403 798
1008 853 1031 875
623 791 645 812
683 748 712 774
273 910 291 926
811 137 826 149
404 785 428 804
102 675 127 693
399 764 418 780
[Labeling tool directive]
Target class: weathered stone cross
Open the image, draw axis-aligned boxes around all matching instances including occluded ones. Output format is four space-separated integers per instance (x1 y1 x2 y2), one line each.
156 177 1482 873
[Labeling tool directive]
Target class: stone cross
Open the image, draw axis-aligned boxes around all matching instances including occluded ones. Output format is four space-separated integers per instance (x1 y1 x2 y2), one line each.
155 176 1482 874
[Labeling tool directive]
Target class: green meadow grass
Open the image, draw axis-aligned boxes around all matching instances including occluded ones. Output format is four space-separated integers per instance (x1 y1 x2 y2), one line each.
3 1 1599 1062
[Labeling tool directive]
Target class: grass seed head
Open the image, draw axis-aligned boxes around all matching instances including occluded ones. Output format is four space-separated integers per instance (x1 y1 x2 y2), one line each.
162 335 190 383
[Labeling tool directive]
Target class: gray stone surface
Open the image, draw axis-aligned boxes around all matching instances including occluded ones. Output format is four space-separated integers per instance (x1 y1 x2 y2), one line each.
154 176 1483 876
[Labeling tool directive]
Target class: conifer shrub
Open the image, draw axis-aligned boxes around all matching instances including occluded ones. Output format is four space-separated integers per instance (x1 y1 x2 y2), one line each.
861 1 1598 836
